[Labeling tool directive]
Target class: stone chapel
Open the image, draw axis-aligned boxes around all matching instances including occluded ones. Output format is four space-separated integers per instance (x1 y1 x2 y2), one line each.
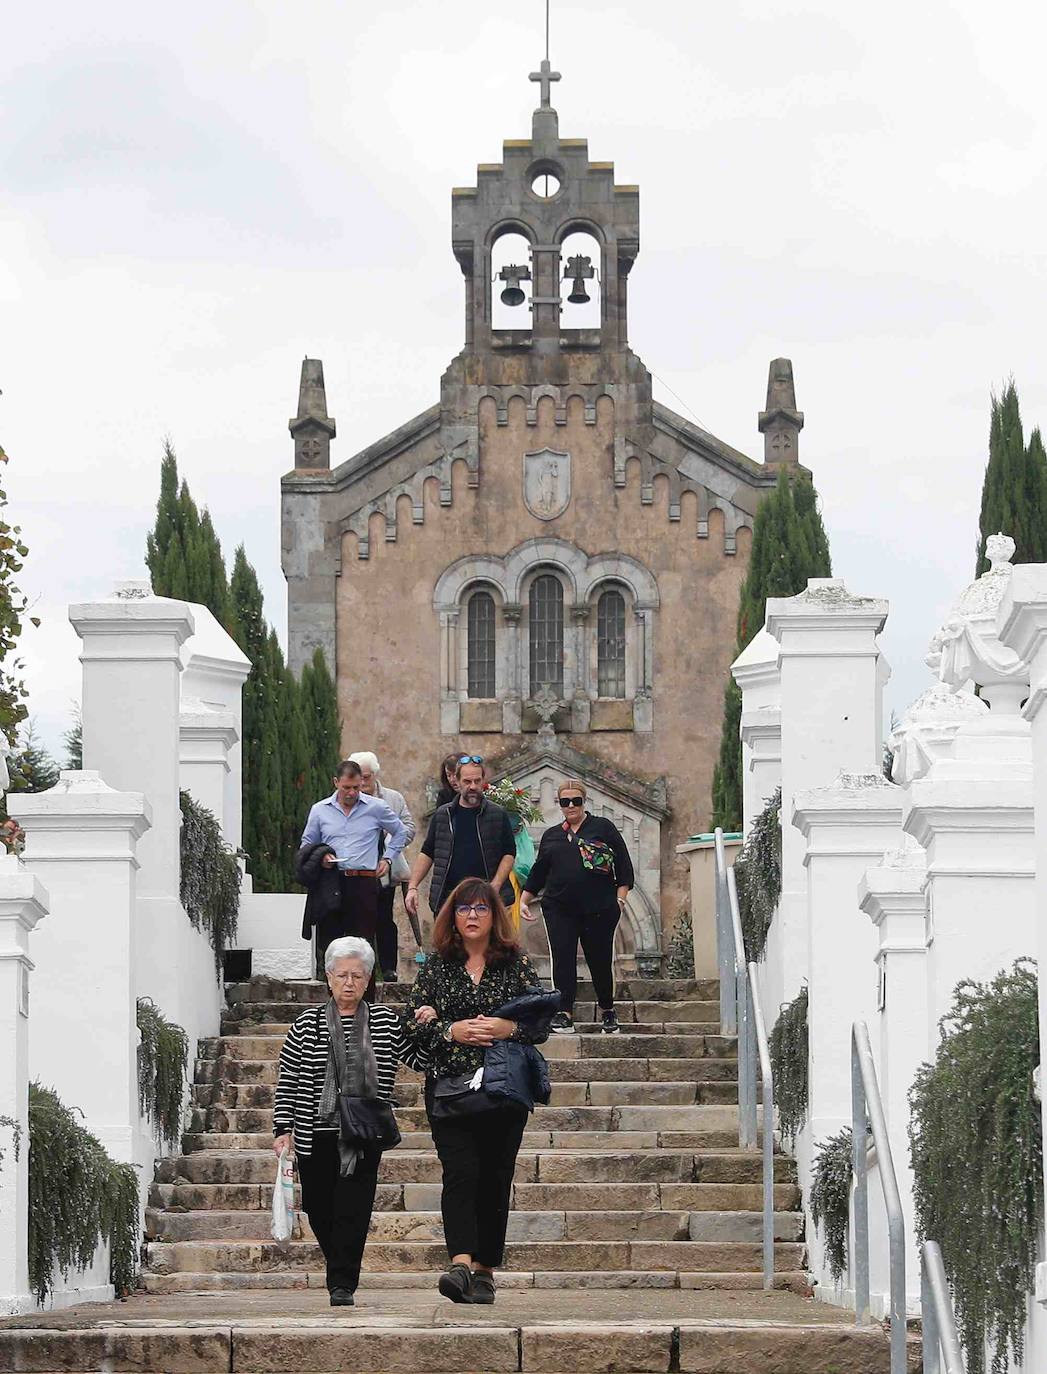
280 61 805 970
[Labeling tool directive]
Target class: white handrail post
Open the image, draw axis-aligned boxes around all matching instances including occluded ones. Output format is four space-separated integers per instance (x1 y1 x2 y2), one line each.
727 866 756 1149
851 1027 871 1325
714 829 736 1036
748 960 775 1289
922 1241 966 1374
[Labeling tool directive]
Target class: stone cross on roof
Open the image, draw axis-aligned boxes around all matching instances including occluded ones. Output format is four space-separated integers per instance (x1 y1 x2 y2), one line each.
529 58 561 109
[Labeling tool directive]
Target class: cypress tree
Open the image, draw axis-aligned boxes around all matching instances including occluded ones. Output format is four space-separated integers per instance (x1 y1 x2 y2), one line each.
711 469 832 830
975 382 1047 575
10 720 60 794
145 442 232 625
300 647 342 804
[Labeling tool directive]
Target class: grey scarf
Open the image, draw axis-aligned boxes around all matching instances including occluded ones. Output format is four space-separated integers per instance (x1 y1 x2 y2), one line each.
317 997 380 1176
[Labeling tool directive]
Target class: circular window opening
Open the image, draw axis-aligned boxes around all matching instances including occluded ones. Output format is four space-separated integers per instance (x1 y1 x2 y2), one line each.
530 170 561 199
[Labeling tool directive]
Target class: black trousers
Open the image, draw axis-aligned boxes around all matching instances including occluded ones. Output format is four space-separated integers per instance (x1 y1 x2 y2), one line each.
545 903 621 1013
428 1099 528 1268
315 874 380 998
296 1132 380 1292
376 882 408 978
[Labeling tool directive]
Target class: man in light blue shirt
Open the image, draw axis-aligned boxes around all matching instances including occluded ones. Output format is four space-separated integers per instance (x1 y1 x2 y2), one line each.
299 759 408 994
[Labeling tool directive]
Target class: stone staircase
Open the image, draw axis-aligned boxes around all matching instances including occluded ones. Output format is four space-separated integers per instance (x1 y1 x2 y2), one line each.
144 974 806 1292
0 974 909 1372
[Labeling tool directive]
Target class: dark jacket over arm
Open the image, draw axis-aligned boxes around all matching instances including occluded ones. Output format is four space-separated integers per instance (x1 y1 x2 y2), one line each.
295 842 339 939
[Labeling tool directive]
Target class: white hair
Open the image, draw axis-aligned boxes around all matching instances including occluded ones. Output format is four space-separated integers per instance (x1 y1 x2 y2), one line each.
324 937 376 975
348 750 380 776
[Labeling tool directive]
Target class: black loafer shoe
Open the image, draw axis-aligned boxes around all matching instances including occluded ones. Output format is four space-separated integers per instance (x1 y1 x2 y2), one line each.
438 1262 474 1303
329 1287 355 1306
470 1272 496 1304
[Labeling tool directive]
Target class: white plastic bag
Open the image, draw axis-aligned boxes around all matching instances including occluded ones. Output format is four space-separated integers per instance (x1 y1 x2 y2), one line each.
271 1145 296 1246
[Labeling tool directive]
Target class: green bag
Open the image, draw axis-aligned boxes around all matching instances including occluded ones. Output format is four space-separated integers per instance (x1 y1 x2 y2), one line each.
513 825 536 882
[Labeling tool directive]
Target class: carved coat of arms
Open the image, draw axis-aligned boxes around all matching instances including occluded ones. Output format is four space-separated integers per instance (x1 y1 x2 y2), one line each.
523 448 571 521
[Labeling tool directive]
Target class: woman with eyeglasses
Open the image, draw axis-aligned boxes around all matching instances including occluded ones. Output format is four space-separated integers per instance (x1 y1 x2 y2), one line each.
272 936 426 1307
404 877 544 1305
520 779 634 1034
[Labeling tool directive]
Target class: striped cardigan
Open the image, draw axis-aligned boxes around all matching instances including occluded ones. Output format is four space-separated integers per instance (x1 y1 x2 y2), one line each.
273 1003 426 1157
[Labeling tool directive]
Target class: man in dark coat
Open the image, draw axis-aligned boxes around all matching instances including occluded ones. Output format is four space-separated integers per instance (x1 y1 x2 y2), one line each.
405 756 515 920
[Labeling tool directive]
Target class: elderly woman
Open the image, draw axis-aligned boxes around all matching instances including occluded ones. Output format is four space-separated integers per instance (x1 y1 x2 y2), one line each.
520 779 634 1035
404 877 545 1306
272 936 425 1307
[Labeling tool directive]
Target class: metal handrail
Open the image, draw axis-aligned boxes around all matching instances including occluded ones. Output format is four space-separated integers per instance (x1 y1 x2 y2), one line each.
713 829 775 1288
921 1241 965 1373
851 1019 906 1374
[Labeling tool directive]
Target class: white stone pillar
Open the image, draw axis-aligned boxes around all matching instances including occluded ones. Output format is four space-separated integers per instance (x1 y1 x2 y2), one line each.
70 584 194 902
18 774 150 1163
732 627 781 834
765 579 889 1008
858 839 928 1307
0 858 48 1315
792 775 903 1141
179 699 237 833
179 603 250 850
997 562 1047 1313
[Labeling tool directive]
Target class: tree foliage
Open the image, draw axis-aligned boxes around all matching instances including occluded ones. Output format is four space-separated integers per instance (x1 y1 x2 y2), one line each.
908 959 1042 1374
810 1126 854 1286
179 790 241 970
975 382 1047 576
0 447 37 755
136 998 189 1152
711 470 831 829
734 787 782 962
63 703 83 770
146 447 341 892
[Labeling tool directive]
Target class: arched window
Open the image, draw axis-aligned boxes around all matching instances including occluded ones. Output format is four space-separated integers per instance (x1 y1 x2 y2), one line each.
597 588 627 698
560 228 601 329
466 591 496 698
529 574 564 696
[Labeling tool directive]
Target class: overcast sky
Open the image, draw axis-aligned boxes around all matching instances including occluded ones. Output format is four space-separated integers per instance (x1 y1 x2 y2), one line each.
3 0 1046 766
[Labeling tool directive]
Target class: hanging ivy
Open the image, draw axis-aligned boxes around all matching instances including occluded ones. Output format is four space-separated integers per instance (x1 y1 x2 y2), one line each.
768 986 808 1146
908 959 1042 1374
0 1113 20 1175
136 998 188 1152
665 906 696 978
810 1125 853 1286
734 786 782 961
179 790 240 971
28 1083 140 1303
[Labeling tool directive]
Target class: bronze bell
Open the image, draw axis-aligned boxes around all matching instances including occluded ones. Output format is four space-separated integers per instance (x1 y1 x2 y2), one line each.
567 276 591 305
499 263 531 308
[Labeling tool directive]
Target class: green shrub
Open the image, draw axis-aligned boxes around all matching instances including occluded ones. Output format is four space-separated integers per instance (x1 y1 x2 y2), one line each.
810 1126 853 1286
28 1083 139 1302
734 787 781 961
768 986 808 1145
179 790 240 971
136 998 188 1152
909 959 1042 1374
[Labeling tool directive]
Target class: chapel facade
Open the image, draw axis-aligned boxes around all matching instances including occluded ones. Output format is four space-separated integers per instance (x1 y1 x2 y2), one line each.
281 62 805 969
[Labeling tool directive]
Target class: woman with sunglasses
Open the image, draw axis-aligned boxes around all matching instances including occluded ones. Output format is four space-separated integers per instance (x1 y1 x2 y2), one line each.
520 779 634 1034
404 877 543 1305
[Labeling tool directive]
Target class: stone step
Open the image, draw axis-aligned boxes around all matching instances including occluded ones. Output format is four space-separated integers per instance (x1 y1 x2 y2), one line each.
197 1031 737 1062
143 1236 806 1275
221 999 722 1030
224 975 722 1005
195 1054 738 1086
136 1267 812 1294
191 1075 737 1111
148 1179 802 1214
182 1128 747 1154
190 1102 742 1136
156 1149 796 1187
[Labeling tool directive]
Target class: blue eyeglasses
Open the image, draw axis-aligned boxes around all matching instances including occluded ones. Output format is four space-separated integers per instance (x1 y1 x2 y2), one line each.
458 754 484 765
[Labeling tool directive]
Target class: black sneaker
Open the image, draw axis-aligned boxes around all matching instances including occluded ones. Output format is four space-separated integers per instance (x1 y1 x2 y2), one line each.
438 1262 474 1303
550 1011 576 1034
329 1287 355 1306
381 970 398 983
470 1272 496 1304
600 1008 621 1034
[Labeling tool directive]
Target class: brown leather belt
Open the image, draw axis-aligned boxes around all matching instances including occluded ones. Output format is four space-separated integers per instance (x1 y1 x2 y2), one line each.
339 868 378 878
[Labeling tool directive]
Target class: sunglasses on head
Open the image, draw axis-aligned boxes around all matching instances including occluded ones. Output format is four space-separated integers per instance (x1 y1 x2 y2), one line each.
558 795 585 808
458 754 484 765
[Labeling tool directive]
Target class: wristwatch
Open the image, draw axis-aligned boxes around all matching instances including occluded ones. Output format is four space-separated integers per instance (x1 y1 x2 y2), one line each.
443 1024 455 1042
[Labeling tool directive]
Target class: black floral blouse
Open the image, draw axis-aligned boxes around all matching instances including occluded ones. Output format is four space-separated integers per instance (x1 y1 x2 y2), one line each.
403 950 543 1078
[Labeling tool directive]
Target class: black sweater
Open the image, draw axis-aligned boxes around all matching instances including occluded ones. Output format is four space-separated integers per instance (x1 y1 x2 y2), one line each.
525 814 635 914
